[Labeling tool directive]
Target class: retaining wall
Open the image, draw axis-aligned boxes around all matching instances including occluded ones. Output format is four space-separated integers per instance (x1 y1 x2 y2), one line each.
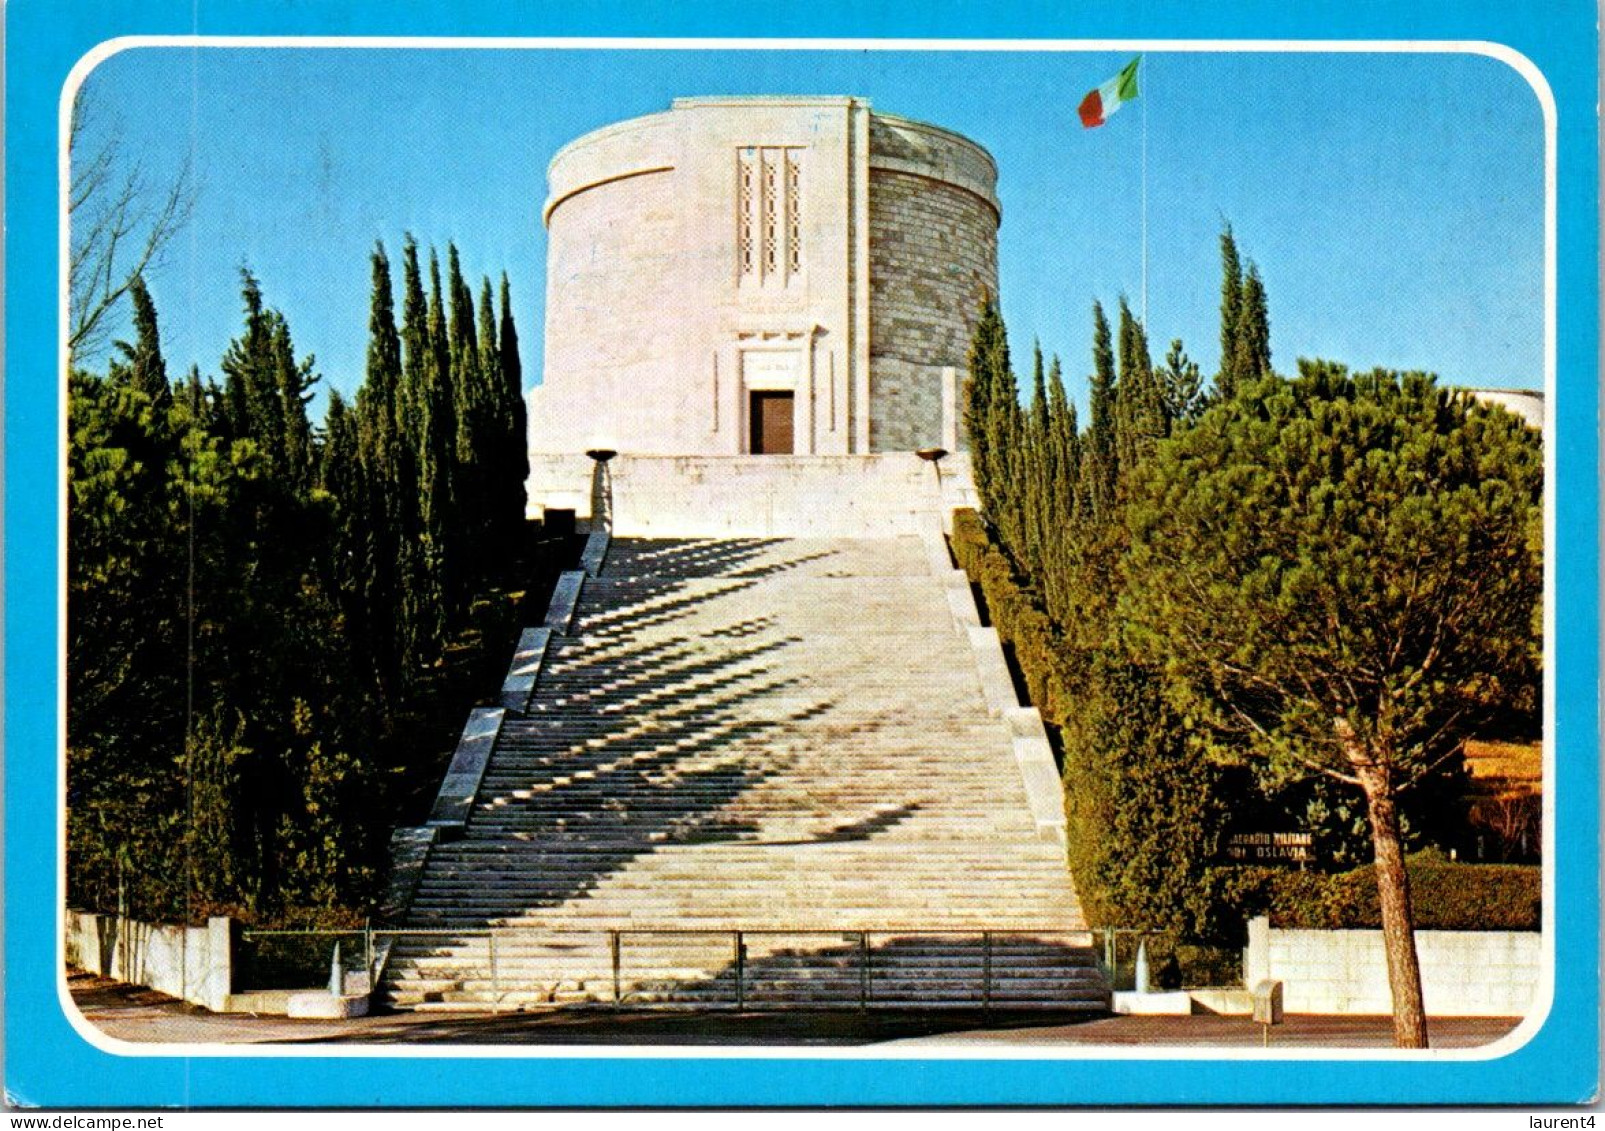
1244 915 1540 1017
66 910 234 1013
525 452 974 538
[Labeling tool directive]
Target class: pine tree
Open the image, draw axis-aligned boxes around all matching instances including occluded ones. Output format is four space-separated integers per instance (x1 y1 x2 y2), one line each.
1121 363 1542 1046
1158 339 1204 424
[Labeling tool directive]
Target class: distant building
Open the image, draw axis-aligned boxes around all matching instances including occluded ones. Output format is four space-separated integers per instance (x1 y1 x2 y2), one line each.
527 96 999 457
1466 388 1544 435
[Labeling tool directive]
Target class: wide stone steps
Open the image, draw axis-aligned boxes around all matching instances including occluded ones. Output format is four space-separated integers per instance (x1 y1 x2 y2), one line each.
382 534 1105 1013
598 537 938 578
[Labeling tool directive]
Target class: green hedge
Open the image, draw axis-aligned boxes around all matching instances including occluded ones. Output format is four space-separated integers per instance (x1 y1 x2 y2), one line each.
1236 853 1540 930
949 509 1076 725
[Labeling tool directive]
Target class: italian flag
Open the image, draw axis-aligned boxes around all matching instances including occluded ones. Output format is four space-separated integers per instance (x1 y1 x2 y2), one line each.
1078 57 1141 128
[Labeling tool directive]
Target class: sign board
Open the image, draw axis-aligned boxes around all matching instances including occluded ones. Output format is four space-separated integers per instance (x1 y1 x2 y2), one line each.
1224 831 1315 864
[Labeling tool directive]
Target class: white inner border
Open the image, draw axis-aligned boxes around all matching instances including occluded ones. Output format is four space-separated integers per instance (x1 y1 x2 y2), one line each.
55 35 1559 1067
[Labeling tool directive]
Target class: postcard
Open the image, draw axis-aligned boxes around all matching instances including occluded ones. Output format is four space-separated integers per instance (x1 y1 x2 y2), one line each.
6 0 1599 1109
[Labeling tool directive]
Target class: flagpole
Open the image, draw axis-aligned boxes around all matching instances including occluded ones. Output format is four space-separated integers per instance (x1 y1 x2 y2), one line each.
1141 54 1148 328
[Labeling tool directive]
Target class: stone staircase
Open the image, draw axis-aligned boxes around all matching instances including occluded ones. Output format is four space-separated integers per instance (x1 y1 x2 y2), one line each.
379 533 1107 1012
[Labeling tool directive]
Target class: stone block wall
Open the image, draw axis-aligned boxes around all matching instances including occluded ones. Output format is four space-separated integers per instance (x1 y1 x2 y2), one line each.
530 98 999 456
868 167 997 451
1243 916 1541 1017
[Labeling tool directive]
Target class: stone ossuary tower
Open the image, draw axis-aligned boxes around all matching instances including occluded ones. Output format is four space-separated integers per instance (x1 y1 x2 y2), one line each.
527 96 999 458
380 96 1105 1013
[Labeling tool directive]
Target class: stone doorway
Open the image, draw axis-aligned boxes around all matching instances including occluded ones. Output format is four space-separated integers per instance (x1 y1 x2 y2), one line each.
749 391 795 454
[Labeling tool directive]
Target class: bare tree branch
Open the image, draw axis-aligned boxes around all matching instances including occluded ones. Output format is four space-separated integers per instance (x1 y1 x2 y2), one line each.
67 89 195 367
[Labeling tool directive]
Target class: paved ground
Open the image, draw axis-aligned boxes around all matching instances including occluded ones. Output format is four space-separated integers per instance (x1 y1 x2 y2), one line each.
69 972 1521 1049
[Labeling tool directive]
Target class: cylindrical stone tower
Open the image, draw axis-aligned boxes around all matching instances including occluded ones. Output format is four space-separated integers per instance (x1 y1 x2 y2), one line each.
529 96 999 456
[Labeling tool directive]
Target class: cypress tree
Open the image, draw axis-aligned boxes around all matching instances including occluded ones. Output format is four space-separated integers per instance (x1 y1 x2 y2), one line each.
1044 355 1080 617
1217 225 1244 400
1080 301 1118 521
414 249 454 651
447 245 486 593
963 297 1013 523
1047 355 1079 519
477 277 500 429
398 237 430 454
319 389 367 651
354 242 405 697
395 238 445 676
1024 342 1052 574
427 249 455 461
118 274 171 409
269 311 318 491
1232 262 1272 382
1115 298 1165 475
498 274 529 562
221 270 284 458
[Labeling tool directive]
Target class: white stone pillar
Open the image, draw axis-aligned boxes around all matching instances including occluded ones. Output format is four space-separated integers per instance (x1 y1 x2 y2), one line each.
941 365 960 452
1244 915 1272 988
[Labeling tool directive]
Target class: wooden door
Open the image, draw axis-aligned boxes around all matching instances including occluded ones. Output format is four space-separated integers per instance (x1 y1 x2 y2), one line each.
750 391 795 454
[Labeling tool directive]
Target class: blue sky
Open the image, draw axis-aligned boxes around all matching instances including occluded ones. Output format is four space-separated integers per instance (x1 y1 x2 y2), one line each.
74 46 1546 414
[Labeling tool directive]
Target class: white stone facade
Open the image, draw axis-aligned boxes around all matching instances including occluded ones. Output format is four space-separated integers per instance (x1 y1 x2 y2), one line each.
528 96 999 460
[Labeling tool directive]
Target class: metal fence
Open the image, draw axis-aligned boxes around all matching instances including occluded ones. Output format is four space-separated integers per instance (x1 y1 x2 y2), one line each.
236 927 374 994
237 926 1100 1011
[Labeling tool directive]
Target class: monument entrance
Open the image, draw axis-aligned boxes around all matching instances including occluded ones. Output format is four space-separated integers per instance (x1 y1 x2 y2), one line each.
749 390 795 454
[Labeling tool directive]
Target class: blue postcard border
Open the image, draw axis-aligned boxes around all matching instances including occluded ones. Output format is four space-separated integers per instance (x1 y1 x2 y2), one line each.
6 0 1598 1108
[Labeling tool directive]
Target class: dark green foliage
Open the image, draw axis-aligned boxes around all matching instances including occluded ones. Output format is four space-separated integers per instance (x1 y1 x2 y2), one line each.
1231 263 1272 383
1242 853 1540 931
496 272 530 559
956 245 1537 963
1080 301 1118 522
950 510 1074 719
67 247 535 928
1117 361 1540 1037
952 509 1237 943
1114 297 1167 474
962 296 1021 538
116 275 171 409
1215 225 1272 399
447 246 489 599
1120 364 1543 799
355 243 408 697
1060 653 1238 942
1158 339 1204 425
1216 225 1243 399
